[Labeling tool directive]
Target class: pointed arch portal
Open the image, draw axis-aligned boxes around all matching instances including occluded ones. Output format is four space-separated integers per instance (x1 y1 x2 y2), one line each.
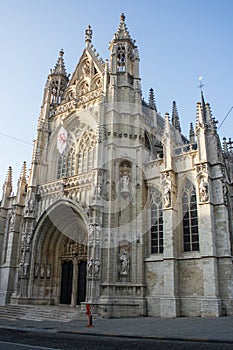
30 200 88 306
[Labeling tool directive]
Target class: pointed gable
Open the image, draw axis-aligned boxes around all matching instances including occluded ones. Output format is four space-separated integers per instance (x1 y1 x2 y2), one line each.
65 39 105 106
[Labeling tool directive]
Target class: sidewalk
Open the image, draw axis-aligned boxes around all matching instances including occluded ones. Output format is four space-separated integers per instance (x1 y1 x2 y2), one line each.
0 316 233 343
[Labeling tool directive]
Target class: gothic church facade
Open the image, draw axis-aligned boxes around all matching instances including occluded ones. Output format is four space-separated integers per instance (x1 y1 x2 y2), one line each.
0 14 233 318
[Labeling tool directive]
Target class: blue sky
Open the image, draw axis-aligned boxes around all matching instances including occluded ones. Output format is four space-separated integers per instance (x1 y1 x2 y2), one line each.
0 0 232 190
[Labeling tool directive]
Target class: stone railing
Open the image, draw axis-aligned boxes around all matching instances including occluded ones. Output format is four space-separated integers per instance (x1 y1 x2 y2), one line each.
174 143 197 156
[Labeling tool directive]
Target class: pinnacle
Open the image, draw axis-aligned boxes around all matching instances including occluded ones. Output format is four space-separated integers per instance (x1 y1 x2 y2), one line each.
19 161 27 181
148 88 157 111
172 101 181 132
4 166 12 188
51 49 68 77
113 13 134 42
189 122 195 143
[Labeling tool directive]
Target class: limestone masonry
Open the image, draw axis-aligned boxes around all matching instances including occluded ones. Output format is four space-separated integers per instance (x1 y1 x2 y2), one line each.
0 14 233 318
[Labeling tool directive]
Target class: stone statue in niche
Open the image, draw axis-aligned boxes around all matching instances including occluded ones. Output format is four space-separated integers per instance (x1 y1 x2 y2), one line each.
23 263 29 277
9 214 15 231
34 263 39 278
46 265 51 279
40 264 45 278
97 183 101 197
87 258 93 277
25 235 31 250
21 233 26 249
19 262 24 276
94 259 100 274
120 250 129 275
121 173 130 192
163 173 172 208
25 198 34 214
96 224 101 239
89 224 94 240
199 177 209 202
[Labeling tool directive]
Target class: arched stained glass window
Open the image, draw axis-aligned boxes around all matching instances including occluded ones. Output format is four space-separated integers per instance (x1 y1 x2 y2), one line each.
150 187 163 254
182 179 199 252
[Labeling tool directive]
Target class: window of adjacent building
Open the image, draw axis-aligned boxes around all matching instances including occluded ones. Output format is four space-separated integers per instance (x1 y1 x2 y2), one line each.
182 179 199 252
150 187 163 254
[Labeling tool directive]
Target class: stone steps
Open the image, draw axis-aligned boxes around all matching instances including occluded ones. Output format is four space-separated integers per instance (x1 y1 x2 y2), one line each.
0 304 87 322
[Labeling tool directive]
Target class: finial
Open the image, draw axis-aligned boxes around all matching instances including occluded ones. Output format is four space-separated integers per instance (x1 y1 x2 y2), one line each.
85 25 93 47
59 49 64 57
198 76 204 92
120 13 125 22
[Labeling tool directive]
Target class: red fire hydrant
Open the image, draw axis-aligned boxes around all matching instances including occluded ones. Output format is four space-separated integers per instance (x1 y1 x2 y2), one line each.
86 303 93 327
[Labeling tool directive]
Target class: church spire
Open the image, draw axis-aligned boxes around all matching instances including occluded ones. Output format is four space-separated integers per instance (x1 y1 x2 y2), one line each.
172 101 181 132
148 88 157 111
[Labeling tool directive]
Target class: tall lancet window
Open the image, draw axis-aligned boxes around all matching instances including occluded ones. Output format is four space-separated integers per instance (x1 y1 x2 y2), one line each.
150 187 163 254
77 130 96 174
57 144 76 178
182 179 199 252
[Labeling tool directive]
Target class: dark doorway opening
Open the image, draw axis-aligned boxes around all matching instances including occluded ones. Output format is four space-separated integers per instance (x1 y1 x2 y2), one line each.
77 260 87 305
60 260 73 304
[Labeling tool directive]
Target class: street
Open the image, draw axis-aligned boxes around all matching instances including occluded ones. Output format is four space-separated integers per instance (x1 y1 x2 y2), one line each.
0 329 233 350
